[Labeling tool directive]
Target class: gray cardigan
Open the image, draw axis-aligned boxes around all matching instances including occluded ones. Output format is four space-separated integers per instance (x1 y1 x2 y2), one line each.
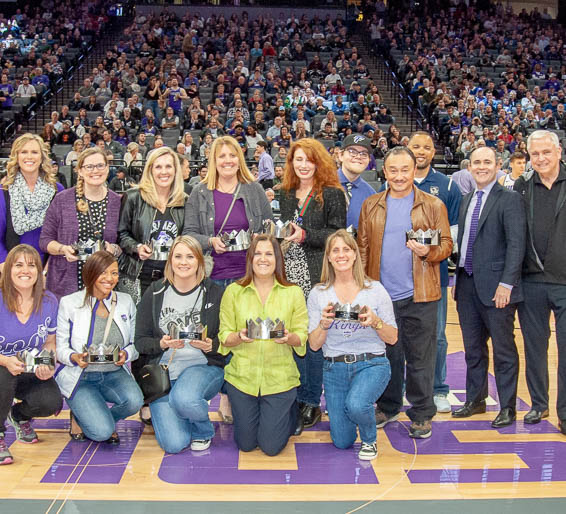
182 181 273 250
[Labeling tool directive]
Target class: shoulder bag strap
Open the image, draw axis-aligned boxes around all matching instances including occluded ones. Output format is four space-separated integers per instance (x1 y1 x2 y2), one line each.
216 183 241 237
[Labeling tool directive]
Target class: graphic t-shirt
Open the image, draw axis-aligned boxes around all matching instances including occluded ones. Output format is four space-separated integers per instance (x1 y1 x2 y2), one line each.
0 291 58 356
145 208 179 271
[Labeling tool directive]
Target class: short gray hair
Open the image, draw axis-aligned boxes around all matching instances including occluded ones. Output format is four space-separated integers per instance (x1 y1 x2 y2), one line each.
527 130 561 153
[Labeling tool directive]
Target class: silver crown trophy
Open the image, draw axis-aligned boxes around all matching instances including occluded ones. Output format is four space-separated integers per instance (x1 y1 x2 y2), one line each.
406 228 441 246
246 318 286 339
331 303 367 322
168 320 208 342
16 349 56 372
262 219 294 239
220 229 253 252
82 342 121 363
71 239 105 261
147 239 173 261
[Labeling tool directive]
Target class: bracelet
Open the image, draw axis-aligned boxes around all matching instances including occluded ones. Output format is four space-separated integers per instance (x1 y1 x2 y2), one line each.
58 243 65 255
319 321 330 331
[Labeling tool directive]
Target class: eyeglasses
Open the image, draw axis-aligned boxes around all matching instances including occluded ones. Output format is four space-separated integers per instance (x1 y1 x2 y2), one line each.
346 148 370 159
82 163 107 172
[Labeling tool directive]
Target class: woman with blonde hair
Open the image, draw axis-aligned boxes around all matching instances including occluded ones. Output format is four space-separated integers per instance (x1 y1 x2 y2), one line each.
307 229 396 460
40 148 122 299
279 137 346 431
135 235 225 453
65 139 85 166
183 135 273 424
118 145 189 425
183 135 273 288
0 134 63 272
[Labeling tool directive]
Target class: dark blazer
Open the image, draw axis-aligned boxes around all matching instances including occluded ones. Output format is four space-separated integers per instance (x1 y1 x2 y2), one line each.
280 186 347 286
455 181 526 306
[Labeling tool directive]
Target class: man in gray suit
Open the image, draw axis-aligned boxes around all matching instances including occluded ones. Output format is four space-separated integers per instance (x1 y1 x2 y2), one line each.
452 146 526 428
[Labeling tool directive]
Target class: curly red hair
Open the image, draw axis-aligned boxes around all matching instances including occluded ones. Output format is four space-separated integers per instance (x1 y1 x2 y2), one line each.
282 138 343 205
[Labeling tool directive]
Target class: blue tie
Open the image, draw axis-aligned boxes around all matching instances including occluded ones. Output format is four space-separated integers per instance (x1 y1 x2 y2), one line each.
464 190 484 275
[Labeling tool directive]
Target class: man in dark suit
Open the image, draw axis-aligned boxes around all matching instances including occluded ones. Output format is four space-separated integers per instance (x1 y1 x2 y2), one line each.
452 146 526 428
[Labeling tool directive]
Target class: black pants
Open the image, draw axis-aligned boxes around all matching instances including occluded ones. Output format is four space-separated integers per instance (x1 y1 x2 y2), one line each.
0 366 63 433
456 271 519 410
377 296 438 422
225 382 298 456
518 280 566 420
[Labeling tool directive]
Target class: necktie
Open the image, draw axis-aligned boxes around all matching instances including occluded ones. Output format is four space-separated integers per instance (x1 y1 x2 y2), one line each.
345 182 353 199
464 190 484 275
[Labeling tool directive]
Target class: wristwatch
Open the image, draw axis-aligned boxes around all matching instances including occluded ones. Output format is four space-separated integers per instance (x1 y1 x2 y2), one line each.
373 318 383 330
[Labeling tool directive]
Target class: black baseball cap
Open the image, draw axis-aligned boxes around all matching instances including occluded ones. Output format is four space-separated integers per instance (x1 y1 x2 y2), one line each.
342 134 372 152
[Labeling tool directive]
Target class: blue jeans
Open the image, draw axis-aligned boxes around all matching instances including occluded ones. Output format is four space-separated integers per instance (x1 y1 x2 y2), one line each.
294 345 323 407
434 287 450 395
67 368 144 442
323 356 391 448
211 278 237 290
150 364 224 454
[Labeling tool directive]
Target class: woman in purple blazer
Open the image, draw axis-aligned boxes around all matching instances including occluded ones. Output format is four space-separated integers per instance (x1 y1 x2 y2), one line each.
39 148 122 299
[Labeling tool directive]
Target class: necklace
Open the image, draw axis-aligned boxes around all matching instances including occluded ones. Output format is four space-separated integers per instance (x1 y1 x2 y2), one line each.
217 181 238 194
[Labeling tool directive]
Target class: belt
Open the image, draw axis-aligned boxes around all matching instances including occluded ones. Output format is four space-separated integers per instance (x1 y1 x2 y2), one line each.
324 352 384 364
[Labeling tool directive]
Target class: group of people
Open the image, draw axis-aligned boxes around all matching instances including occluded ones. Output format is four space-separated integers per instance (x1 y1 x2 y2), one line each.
1 122 565 467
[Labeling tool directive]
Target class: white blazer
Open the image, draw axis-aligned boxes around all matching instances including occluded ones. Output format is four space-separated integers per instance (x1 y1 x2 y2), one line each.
55 290 139 398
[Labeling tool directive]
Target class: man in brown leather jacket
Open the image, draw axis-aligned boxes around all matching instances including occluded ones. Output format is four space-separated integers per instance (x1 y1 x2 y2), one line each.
358 146 452 438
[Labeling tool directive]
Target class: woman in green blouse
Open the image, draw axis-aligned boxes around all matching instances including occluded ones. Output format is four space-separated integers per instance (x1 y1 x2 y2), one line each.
219 234 308 456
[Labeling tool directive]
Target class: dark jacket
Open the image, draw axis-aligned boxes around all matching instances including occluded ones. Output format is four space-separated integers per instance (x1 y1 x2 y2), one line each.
455 182 525 306
118 188 188 279
134 278 225 371
280 186 347 286
514 163 566 285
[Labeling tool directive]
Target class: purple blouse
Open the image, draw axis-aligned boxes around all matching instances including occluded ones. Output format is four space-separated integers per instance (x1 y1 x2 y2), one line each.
211 189 249 280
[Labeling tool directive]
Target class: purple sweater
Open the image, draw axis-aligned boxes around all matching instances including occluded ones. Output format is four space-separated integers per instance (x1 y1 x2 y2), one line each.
0 182 64 264
39 187 121 299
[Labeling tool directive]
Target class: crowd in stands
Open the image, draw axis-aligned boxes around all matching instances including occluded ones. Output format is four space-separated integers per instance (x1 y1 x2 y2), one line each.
37 8 402 188
364 0 566 163
0 1 112 138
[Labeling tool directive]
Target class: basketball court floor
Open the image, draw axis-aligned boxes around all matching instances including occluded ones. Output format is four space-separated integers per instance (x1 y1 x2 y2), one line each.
1 298 565 513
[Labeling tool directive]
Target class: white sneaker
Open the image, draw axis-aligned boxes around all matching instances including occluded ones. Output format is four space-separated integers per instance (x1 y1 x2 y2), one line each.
358 441 378 461
434 394 451 413
190 439 211 451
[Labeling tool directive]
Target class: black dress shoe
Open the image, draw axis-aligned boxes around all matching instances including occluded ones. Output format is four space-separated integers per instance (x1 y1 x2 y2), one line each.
523 408 549 424
452 401 487 418
293 414 304 436
302 406 322 428
491 408 516 428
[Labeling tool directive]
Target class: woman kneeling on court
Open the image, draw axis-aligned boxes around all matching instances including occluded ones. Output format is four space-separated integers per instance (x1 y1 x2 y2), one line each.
219 234 308 456
56 251 143 444
308 229 397 461
0 245 62 465
135 236 225 453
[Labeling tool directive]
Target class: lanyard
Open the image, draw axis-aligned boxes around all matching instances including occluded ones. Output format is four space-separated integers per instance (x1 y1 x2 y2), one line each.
297 189 314 225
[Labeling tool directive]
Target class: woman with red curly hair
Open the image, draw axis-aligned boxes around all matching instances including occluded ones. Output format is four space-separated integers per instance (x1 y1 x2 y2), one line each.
280 137 346 432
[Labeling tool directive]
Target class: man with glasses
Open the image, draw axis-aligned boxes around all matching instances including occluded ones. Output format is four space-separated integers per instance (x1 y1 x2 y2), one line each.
338 134 377 230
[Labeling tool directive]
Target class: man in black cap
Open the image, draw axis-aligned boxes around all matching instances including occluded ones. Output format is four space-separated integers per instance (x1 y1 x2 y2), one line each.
338 134 377 230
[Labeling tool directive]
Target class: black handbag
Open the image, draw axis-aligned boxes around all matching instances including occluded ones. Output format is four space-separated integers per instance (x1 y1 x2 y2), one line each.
139 361 173 404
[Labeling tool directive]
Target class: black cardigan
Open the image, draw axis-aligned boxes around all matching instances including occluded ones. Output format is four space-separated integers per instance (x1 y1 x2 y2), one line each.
134 277 225 369
279 186 347 285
